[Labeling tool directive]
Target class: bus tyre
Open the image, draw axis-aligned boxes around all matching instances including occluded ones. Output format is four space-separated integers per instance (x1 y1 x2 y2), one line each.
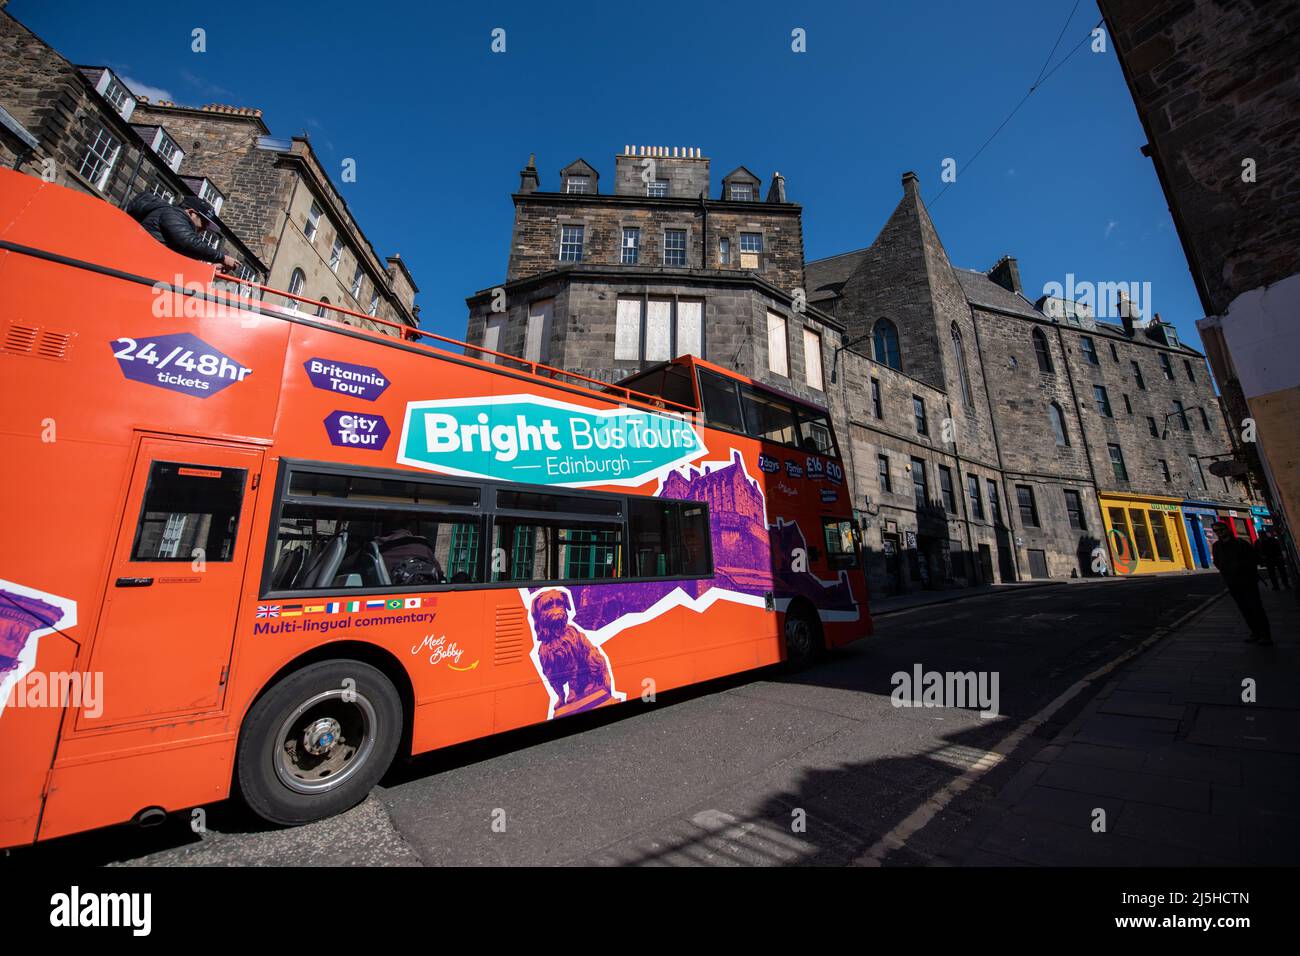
236 660 402 826
783 606 821 670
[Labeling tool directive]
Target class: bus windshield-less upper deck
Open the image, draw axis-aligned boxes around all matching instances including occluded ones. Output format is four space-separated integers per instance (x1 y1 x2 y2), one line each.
0 169 870 847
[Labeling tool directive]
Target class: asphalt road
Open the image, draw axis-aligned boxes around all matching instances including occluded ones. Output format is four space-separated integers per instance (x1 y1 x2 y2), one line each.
8 573 1225 867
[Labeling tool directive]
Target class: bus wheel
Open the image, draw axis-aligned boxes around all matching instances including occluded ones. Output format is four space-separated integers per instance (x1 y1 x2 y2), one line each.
236 660 402 826
783 606 821 669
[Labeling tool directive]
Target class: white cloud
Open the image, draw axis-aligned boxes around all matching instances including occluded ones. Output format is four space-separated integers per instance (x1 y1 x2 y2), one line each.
121 76 173 103
1104 219 1119 239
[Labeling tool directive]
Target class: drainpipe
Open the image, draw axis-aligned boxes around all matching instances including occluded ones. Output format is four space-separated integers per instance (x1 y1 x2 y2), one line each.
119 143 148 208
1053 322 1107 551
968 302 1023 582
836 341 864 526
945 396 978 585
699 190 708 270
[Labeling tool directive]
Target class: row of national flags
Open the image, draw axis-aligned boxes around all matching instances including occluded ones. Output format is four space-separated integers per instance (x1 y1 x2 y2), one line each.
256 596 436 618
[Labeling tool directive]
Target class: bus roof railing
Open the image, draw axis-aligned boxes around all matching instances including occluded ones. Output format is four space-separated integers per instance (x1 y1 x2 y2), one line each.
211 273 700 415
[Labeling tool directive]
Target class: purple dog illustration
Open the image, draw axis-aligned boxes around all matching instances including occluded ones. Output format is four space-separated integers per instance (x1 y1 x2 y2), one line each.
529 588 618 717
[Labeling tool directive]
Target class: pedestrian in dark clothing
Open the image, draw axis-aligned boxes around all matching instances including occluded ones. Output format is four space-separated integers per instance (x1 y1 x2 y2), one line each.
1211 522 1272 645
126 193 239 271
1255 530 1289 591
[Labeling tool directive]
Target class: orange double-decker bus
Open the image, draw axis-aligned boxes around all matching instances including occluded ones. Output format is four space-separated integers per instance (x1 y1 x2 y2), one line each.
0 170 871 847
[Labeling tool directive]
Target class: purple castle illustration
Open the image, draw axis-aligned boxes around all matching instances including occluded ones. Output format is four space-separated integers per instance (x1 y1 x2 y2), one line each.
565 450 857 633
0 589 64 675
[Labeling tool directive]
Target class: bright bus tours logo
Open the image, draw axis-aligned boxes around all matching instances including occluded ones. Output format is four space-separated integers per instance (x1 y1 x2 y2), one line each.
396 395 705 487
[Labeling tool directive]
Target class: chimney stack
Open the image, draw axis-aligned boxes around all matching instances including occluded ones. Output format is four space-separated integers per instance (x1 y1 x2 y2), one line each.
519 153 539 194
766 171 787 203
1118 290 1137 336
988 255 1023 296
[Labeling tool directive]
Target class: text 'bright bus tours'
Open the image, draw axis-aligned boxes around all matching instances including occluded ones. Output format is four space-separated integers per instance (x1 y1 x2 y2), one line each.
0 169 871 846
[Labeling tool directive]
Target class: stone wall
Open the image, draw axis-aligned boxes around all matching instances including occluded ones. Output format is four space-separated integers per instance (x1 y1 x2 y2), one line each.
505 195 805 294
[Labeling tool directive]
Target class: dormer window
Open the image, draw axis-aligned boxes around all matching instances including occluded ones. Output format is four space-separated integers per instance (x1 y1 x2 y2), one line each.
647 180 668 198
565 175 590 195
197 180 224 216
721 167 761 204
102 77 129 108
151 130 183 172
93 69 136 120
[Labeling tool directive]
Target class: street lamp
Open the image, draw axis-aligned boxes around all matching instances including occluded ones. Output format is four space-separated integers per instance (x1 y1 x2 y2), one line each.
1158 404 1204 439
829 332 874 384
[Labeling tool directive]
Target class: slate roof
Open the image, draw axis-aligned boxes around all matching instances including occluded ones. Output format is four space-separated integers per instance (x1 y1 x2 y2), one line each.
955 269 1046 319
804 248 870 303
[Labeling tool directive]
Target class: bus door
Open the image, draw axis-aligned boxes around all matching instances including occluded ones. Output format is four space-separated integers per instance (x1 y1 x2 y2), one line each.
77 436 264 729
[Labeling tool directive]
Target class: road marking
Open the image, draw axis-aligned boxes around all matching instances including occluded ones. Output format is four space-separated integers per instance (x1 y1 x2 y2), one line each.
854 588 1228 866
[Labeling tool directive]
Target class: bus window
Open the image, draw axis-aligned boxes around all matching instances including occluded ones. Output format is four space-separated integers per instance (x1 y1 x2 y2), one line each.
131 461 246 562
740 388 798 445
270 469 483 590
496 489 621 516
491 519 624 582
797 408 838 457
290 471 479 508
617 363 696 410
699 370 746 433
822 518 859 570
628 499 712 577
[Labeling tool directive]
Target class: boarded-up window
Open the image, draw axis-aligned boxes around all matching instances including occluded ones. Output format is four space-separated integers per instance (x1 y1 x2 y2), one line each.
482 316 504 362
615 298 642 361
676 300 703 358
524 298 553 364
803 327 823 390
767 311 788 376
646 299 672 362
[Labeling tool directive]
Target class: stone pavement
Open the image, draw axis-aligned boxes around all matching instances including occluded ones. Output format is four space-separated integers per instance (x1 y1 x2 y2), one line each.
954 584 1299 865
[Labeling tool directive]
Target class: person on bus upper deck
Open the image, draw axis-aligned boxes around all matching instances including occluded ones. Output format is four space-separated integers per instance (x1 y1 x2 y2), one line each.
126 193 239 272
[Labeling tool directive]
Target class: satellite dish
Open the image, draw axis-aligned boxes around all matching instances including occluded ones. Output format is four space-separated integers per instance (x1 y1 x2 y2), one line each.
1208 459 1247 478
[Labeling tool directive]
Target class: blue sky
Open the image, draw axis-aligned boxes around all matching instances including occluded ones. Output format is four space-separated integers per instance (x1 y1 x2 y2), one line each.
14 0 1205 351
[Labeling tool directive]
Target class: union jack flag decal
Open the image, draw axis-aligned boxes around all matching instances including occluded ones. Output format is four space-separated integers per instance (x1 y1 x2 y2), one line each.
256 605 281 618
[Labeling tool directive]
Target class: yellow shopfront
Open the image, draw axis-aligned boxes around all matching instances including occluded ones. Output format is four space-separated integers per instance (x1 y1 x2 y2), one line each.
1099 493 1194 575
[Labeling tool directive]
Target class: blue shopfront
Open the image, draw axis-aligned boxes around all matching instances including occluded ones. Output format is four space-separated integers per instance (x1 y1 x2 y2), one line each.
1251 505 1272 534
1182 501 1220 569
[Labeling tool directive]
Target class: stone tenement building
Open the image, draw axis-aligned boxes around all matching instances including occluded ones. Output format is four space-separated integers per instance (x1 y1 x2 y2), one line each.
1100 0 1297 567
815 170 1254 591
466 149 1257 596
0 7 417 337
464 146 834 408
0 10 264 280
126 100 417 336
